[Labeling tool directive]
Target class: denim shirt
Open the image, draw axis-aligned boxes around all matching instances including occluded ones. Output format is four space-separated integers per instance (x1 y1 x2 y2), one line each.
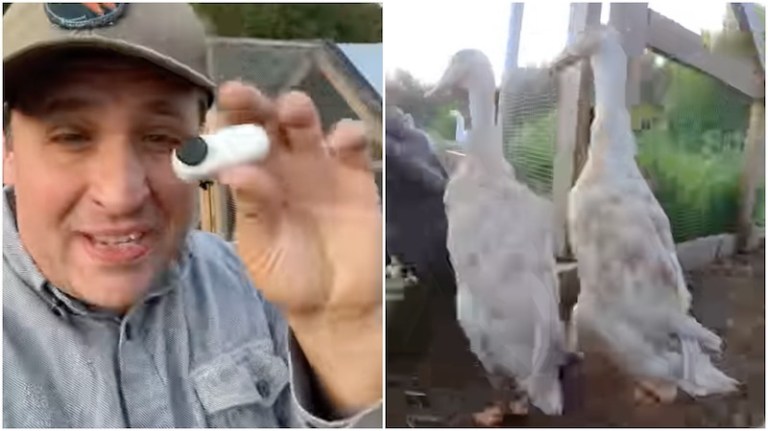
2 188 381 427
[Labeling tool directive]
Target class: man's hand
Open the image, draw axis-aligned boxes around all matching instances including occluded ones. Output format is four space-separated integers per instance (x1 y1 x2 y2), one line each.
215 81 382 413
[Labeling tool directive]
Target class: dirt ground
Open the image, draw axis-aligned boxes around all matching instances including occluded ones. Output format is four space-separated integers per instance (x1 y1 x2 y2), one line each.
386 247 765 427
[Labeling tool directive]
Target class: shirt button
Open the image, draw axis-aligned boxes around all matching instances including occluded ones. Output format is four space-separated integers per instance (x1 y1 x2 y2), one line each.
256 381 270 398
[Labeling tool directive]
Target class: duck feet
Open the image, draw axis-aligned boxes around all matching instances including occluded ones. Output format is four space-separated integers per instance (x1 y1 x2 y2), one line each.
633 378 678 404
507 398 529 415
472 404 504 427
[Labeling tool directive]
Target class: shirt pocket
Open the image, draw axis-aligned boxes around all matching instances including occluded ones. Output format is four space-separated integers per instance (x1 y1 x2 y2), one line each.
191 338 290 427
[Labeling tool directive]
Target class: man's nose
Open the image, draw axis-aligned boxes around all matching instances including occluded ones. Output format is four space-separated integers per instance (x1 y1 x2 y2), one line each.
89 139 150 215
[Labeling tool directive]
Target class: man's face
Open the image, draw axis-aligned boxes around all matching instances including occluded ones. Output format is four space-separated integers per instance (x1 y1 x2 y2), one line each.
5 55 201 312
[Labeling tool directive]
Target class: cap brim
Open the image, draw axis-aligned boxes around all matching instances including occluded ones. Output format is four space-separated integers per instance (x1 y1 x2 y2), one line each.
4 37 216 108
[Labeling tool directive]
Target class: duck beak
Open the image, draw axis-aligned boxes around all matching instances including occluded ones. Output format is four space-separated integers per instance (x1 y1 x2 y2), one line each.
551 25 614 75
425 64 461 99
550 48 582 75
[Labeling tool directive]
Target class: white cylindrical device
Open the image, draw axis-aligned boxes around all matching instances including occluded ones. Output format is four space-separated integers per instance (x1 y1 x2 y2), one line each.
172 124 271 182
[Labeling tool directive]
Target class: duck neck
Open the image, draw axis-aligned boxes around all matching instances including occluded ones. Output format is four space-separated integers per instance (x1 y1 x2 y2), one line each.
466 71 505 166
588 45 636 162
591 47 626 114
467 75 496 130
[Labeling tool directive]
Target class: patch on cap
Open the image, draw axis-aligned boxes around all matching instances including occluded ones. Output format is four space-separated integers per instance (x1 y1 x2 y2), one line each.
44 3 127 30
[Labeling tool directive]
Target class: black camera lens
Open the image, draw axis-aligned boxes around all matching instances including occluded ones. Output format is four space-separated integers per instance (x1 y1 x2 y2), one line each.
176 137 208 166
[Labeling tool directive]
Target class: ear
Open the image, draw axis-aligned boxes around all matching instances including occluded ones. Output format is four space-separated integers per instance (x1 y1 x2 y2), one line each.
4 136 15 186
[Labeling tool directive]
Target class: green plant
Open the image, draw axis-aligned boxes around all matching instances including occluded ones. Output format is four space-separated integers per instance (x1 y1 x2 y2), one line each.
636 128 743 242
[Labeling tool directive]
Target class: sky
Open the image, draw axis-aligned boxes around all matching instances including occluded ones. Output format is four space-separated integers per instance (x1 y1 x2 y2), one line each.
385 1 732 85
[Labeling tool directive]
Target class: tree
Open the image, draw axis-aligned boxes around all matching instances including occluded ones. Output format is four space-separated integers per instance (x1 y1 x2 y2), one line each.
2 3 383 41
191 3 381 42
385 69 464 140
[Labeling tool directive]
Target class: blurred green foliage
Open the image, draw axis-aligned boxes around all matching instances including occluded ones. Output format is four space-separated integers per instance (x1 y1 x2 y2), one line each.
191 3 382 42
636 128 744 242
2 3 382 41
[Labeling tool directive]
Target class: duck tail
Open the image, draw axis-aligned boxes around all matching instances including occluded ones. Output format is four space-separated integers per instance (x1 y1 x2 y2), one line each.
678 337 739 396
526 371 563 415
671 313 739 396
670 313 722 353
526 325 565 415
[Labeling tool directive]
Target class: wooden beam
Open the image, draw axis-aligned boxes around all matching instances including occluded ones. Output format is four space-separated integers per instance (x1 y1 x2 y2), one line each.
737 101 765 251
315 50 383 150
209 36 318 50
552 2 602 258
315 56 382 146
647 9 762 98
282 55 315 92
609 3 649 107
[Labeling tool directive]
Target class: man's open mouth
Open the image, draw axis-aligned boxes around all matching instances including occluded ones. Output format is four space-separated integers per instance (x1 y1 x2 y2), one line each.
81 230 152 264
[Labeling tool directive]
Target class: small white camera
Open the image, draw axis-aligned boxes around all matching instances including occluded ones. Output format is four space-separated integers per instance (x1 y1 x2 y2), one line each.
172 124 271 182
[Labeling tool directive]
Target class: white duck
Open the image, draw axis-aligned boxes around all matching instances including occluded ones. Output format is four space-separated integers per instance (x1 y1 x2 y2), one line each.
449 109 468 144
427 50 570 424
552 25 738 403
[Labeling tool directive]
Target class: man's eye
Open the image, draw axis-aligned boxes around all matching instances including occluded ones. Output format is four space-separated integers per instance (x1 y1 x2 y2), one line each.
143 134 181 149
51 132 90 146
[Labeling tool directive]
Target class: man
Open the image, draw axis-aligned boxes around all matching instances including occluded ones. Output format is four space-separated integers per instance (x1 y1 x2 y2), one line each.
3 3 382 427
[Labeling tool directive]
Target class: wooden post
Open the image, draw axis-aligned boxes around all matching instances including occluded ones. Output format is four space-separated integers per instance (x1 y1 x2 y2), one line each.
209 183 234 240
198 187 214 233
737 101 765 251
552 2 601 259
732 3 765 72
609 3 649 107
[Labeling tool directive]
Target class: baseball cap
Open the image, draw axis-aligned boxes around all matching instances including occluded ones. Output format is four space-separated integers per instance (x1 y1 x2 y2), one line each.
3 3 216 107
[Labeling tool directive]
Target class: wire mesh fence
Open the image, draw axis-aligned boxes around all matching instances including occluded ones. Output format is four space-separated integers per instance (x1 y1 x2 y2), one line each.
632 49 753 243
499 2 567 201
501 68 558 199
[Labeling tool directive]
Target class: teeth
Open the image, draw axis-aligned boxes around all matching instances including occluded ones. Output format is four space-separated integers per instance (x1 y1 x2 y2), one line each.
92 232 142 245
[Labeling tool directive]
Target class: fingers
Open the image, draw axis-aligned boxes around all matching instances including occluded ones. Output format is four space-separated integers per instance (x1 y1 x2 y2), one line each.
218 83 326 157
215 82 282 226
215 82 373 216
276 91 325 154
327 120 371 171
216 81 277 128
218 164 282 235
